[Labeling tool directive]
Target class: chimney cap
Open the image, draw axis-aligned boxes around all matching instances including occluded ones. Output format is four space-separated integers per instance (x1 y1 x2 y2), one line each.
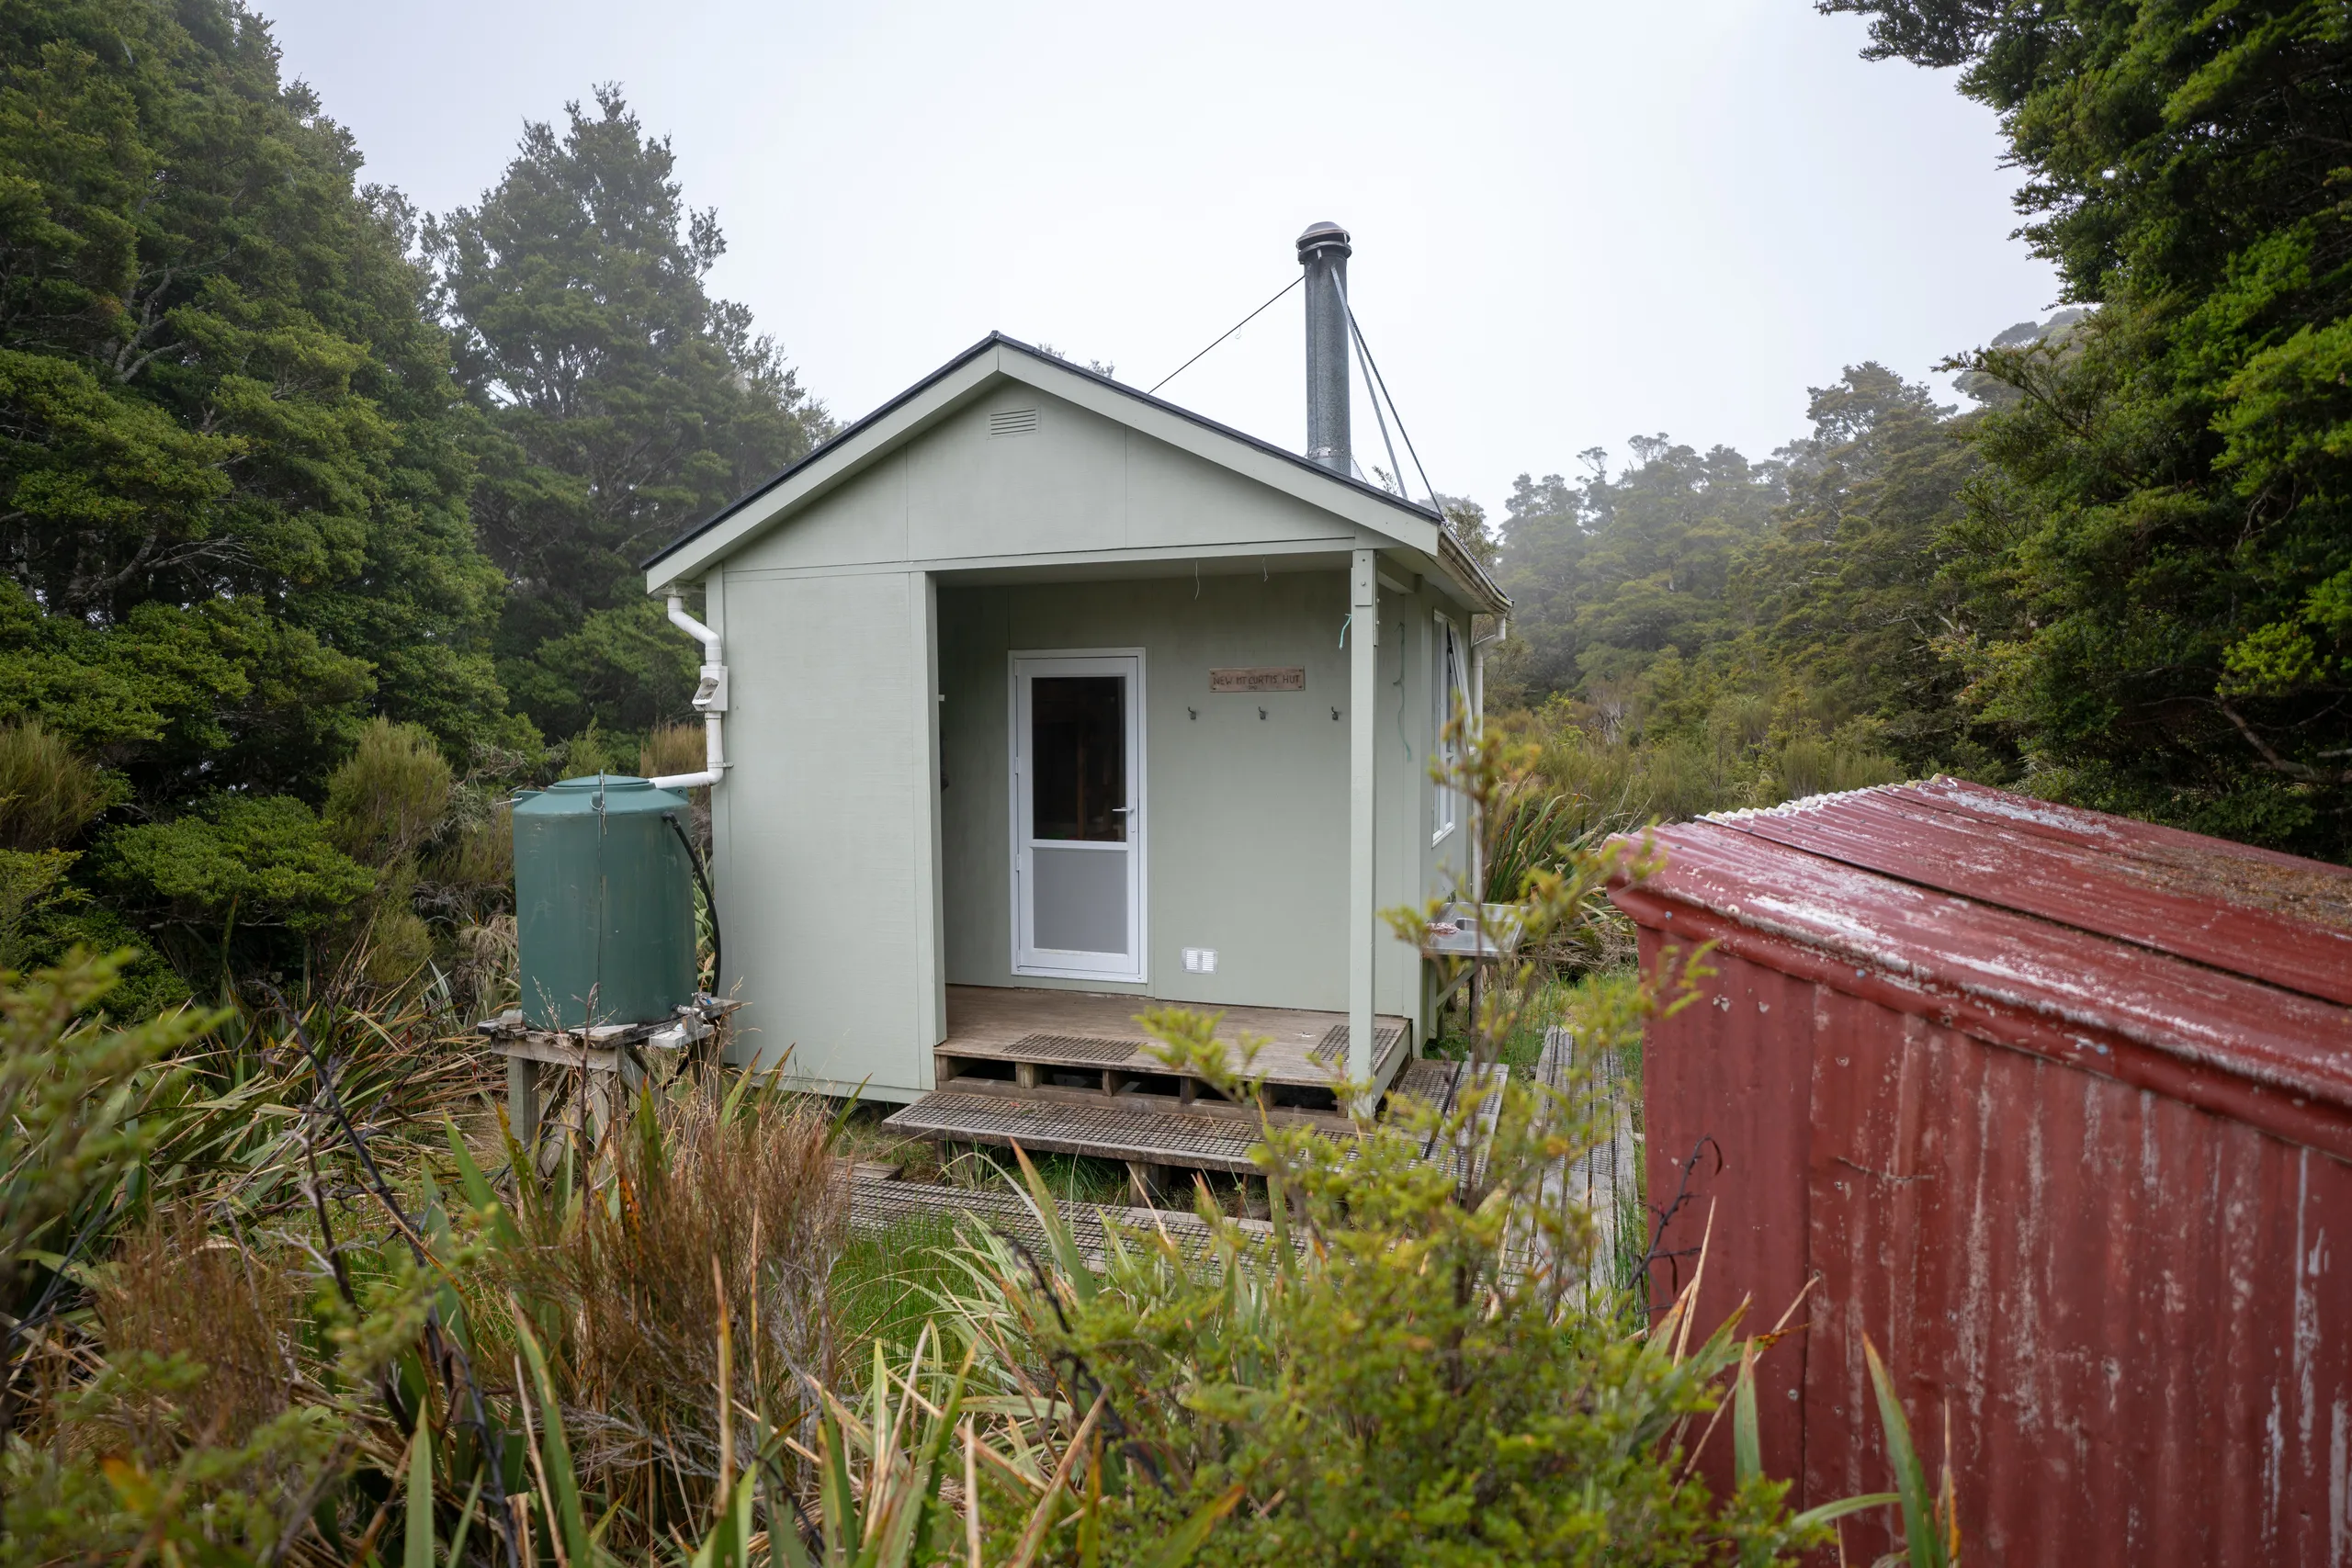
1295 221 1351 263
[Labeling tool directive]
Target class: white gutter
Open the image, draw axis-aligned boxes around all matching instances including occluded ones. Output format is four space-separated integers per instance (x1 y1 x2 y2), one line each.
650 593 729 790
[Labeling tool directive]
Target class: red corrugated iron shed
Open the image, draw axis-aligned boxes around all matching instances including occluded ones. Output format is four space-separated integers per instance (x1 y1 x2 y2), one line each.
1609 777 2352 1565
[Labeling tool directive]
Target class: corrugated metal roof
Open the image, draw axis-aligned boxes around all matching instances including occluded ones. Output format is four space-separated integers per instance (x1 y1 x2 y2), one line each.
1707 776 2352 1004
1612 779 2352 1159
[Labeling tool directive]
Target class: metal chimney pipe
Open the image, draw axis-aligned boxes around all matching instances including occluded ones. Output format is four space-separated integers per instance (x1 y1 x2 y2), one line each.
1296 221 1352 476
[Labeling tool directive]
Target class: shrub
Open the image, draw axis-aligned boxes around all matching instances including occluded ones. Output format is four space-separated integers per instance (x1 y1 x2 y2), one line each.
0 720 119 852
557 720 619 780
455 1077 847 1540
96 795 375 937
1774 736 1904 802
91 1208 303 1458
0 953 216 1397
0 847 77 969
322 717 455 869
360 897 436 990
953 986 1818 1564
421 789 515 897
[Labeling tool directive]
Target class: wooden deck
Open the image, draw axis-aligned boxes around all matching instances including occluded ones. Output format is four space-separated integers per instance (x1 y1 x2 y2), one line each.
936 984 1412 1102
888 987 1437 1178
876 1053 1497 1185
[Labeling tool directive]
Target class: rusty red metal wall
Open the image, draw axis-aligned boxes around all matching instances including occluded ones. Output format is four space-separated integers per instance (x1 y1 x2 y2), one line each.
1635 925 1814 1493
1615 781 2352 1564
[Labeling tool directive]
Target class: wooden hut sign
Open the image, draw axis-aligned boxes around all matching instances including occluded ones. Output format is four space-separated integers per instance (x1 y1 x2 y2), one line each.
1209 666 1306 693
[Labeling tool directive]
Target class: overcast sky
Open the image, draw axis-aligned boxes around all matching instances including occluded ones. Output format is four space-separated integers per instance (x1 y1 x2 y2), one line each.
259 0 2060 518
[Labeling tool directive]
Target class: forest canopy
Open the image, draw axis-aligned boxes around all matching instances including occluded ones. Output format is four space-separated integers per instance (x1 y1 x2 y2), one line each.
0 0 826 998
1488 0 2352 863
0 0 2342 1007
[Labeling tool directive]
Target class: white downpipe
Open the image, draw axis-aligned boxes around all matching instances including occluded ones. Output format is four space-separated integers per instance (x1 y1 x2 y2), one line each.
1467 617 1505 902
650 593 729 790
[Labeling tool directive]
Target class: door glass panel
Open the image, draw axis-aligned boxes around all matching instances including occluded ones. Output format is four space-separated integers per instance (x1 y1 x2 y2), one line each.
1031 845 1128 953
1031 676 1125 841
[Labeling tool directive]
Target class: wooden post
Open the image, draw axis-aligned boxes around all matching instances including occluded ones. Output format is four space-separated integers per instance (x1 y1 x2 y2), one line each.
1348 547 1380 1091
506 1055 539 1146
1125 1160 1169 1206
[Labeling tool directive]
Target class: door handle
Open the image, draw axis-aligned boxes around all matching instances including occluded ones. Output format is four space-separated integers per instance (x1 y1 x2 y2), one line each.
1112 807 1132 814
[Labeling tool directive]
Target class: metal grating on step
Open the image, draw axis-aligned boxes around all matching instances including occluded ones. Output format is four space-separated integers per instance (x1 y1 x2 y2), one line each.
883 1091 1348 1173
1390 1057 1460 1105
1007 1033 1148 1066
1311 1021 1406 1066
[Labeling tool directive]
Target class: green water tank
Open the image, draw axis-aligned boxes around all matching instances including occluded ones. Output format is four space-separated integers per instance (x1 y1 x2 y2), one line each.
514 775 698 1029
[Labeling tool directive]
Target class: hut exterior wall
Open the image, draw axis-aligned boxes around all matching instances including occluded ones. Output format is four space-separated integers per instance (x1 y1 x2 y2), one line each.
696 381 1477 1095
717 383 1363 579
704 565 943 1098
1640 926 2352 1564
937 574 1453 1023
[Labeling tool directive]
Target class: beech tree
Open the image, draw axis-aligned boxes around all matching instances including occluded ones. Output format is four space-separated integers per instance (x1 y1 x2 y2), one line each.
0 0 512 797
429 88 831 741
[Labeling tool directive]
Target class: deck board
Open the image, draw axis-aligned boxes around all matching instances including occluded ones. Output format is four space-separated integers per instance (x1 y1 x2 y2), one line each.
943 985 1410 1089
883 1091 1334 1172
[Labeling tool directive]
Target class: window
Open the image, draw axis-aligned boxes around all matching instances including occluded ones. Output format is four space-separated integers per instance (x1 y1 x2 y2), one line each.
1433 614 1465 842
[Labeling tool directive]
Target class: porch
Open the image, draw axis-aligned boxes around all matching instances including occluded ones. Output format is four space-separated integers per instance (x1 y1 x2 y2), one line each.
928 983 1412 1116
882 984 1422 1178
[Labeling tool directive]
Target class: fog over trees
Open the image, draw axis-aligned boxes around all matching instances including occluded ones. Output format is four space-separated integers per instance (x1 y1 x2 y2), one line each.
0 0 2343 1001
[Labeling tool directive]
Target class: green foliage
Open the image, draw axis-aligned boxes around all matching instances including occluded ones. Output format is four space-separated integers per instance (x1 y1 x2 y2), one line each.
0 952 215 1356
1491 440 1781 706
832 1210 968 1353
1488 369 1984 817
1748 366 1999 775
428 86 831 739
1816 0 2352 857
323 717 457 870
318 717 458 989
903 720 1876 1566
0 847 76 969
0 0 513 784
96 793 375 948
0 719 119 851
0 0 548 996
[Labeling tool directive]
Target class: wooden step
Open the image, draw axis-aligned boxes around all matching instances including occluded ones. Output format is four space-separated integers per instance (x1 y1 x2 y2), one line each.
882 1091 1351 1174
883 1055 1496 1180
937 987 1413 1098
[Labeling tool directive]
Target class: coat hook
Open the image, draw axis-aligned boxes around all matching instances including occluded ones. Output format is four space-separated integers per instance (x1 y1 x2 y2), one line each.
1188 706 1198 721
1259 705 1268 720
1330 706 1341 721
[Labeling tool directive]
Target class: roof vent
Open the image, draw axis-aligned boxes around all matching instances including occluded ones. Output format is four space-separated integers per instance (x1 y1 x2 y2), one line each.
988 407 1039 439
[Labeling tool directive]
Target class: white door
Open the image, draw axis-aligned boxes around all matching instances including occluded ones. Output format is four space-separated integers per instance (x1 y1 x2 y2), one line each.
1012 652 1145 981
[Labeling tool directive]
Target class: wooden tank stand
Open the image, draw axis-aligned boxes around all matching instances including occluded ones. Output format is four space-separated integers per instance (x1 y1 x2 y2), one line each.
480 998 741 1149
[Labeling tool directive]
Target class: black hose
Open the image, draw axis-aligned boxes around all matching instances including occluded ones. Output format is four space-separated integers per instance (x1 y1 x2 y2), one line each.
664 812 721 996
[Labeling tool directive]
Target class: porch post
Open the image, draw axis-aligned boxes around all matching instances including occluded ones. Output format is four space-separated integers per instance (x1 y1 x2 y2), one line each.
1468 626 1487 907
1348 548 1379 1085
910 571 946 1080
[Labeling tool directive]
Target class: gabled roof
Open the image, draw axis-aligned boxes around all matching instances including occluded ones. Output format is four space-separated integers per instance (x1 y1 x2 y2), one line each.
641 332 1508 614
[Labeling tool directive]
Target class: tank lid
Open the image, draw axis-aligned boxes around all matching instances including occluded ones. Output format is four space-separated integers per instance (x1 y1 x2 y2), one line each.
514 773 690 816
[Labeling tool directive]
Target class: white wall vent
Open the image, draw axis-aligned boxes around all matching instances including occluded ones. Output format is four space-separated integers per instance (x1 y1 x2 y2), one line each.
988 407 1040 438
